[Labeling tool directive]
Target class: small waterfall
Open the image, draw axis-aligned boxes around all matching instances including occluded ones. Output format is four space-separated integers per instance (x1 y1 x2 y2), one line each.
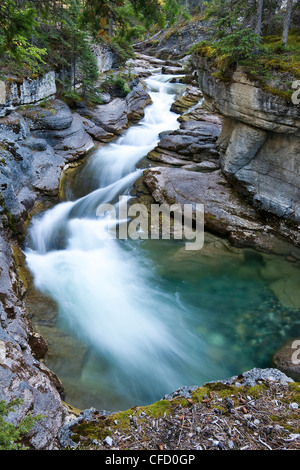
25 71 300 411
26 73 211 406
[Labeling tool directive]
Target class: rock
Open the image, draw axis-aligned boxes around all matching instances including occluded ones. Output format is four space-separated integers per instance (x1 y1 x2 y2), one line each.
143 166 284 249
83 82 152 135
90 43 114 73
171 86 203 114
222 367 294 387
178 102 223 126
104 436 113 447
183 160 220 172
161 65 185 75
272 339 300 382
195 57 300 223
0 236 69 450
135 20 207 60
0 72 56 109
87 97 128 135
80 116 114 143
269 278 300 308
126 82 152 122
147 121 221 166
28 331 48 360
21 99 73 131
36 113 94 159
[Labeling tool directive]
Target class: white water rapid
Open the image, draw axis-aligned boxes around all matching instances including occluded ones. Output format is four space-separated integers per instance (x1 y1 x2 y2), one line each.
25 73 224 409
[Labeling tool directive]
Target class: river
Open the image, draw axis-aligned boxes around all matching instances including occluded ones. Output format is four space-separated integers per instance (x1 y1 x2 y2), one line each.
24 70 300 412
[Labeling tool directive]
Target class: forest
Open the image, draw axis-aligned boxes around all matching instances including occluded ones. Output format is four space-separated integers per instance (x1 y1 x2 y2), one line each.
0 0 299 95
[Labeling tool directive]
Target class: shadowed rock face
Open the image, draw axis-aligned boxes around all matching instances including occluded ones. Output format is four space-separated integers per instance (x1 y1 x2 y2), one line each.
78 82 152 135
0 75 153 449
0 235 68 450
194 57 300 223
0 72 57 113
134 20 207 60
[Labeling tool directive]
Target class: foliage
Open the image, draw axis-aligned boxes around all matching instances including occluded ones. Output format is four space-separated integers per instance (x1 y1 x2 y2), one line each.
213 28 261 67
191 0 300 86
0 398 44 450
164 0 181 24
0 0 164 91
0 0 47 74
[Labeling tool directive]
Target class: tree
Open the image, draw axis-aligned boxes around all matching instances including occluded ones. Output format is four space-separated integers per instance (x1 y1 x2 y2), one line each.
282 0 293 46
255 0 264 36
164 0 181 24
0 398 44 450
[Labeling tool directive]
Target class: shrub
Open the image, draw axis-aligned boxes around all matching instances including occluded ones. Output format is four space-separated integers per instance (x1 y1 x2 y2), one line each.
0 398 44 450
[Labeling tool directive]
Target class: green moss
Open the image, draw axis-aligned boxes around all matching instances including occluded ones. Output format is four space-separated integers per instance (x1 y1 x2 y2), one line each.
192 31 300 99
288 382 300 403
0 202 16 232
142 400 171 417
247 383 268 397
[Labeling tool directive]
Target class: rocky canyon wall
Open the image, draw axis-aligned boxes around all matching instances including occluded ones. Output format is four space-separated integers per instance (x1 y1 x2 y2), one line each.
194 56 300 224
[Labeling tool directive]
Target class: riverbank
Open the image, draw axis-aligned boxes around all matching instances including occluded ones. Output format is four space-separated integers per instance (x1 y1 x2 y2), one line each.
0 63 154 448
0 51 299 450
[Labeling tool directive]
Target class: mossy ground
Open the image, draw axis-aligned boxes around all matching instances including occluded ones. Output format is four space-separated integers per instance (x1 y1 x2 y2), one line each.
66 379 300 450
192 30 300 101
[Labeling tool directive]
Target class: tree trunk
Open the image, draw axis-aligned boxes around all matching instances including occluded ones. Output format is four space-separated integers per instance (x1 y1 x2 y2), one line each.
255 0 264 36
282 0 293 47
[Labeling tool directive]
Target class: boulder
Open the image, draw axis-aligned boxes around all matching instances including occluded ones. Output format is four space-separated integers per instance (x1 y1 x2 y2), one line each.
82 82 152 135
171 86 203 114
272 339 300 382
147 121 221 165
126 82 152 121
143 166 283 249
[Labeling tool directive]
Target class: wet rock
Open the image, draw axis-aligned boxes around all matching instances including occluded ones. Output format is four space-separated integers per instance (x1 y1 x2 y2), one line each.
79 116 114 143
272 339 300 382
171 86 203 114
0 236 68 450
147 121 221 165
143 166 280 248
82 82 152 135
126 82 152 122
161 65 185 75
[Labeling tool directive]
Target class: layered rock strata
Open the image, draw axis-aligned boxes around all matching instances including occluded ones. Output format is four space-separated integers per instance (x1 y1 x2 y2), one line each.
193 57 300 224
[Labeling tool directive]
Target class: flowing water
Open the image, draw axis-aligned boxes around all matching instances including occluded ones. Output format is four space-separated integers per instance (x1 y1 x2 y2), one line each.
25 71 300 411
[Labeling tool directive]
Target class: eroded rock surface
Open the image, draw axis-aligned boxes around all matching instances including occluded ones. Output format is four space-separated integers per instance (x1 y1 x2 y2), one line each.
194 57 300 223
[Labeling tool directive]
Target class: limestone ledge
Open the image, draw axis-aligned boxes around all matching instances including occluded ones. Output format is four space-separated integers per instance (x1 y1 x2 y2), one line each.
0 72 56 115
193 56 300 223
